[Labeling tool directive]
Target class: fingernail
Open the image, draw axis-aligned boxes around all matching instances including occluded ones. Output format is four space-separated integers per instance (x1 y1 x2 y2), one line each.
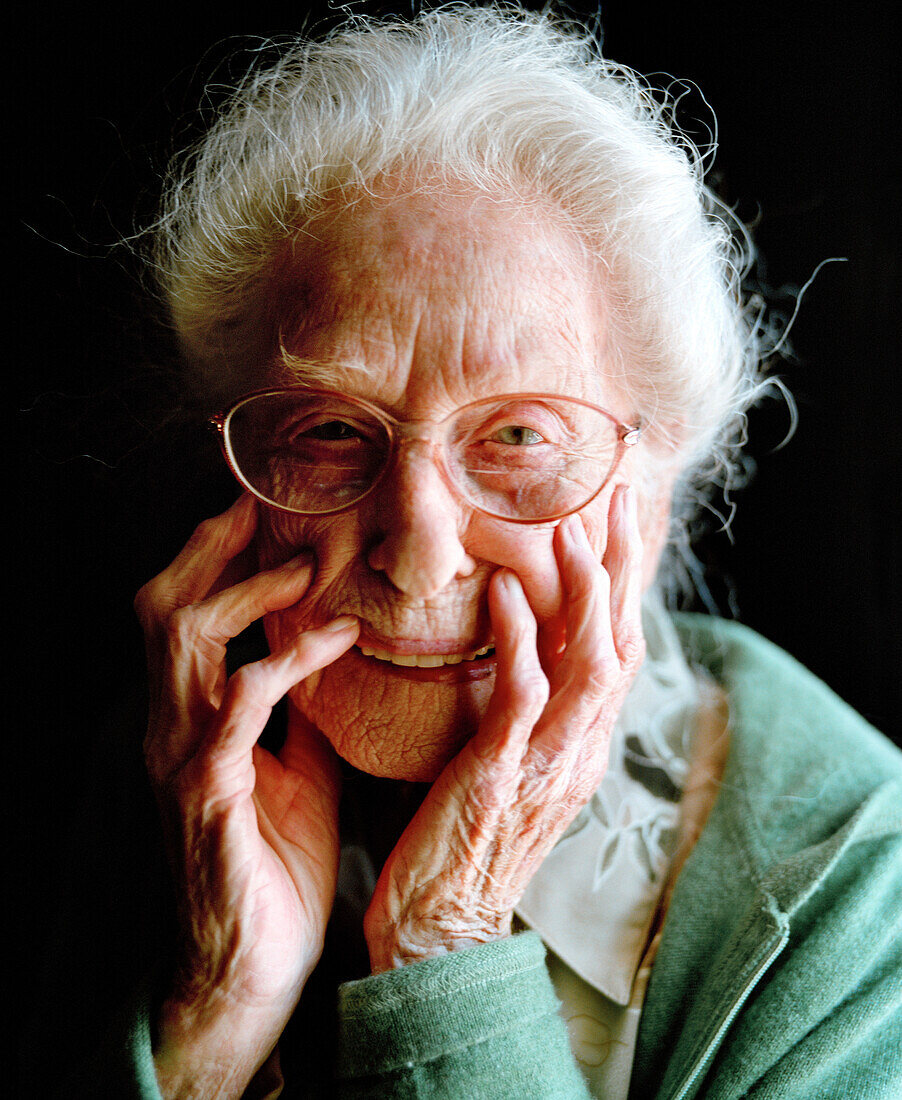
322 615 358 633
288 550 314 569
493 569 523 602
499 569 522 595
565 513 592 550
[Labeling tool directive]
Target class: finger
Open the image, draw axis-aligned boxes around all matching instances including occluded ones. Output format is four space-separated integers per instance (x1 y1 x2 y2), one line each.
469 570 549 766
135 495 258 627
176 551 316 650
146 553 317 775
203 617 360 765
531 513 618 752
555 512 617 678
605 486 646 669
157 552 314 717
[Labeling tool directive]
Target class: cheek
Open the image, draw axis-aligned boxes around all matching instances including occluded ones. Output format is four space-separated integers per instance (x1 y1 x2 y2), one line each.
255 508 365 647
467 520 563 623
255 510 340 569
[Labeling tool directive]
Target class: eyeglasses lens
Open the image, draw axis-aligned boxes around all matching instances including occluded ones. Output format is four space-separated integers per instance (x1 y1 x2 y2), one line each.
226 393 619 519
227 392 390 513
446 398 617 519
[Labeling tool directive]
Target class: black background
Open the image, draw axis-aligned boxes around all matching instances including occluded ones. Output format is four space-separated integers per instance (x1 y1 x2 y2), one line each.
14 0 901 878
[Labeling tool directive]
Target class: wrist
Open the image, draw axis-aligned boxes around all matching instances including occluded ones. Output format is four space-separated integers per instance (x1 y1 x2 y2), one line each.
365 912 513 974
152 986 294 1099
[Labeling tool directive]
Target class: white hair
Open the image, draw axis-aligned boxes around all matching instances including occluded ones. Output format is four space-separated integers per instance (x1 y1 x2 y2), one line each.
151 3 783 601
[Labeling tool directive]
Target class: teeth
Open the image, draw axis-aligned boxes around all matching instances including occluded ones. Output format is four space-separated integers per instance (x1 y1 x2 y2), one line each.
359 643 495 667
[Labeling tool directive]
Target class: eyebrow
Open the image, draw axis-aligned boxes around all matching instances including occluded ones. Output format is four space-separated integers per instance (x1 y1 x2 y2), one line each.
276 348 380 390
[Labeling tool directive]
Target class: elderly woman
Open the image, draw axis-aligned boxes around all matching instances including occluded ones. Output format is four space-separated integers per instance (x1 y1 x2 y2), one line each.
68 7 900 1099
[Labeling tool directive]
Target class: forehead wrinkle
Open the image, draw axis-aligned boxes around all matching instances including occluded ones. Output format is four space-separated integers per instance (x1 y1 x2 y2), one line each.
270 188 611 409
404 217 604 404
450 264 603 403
276 254 417 394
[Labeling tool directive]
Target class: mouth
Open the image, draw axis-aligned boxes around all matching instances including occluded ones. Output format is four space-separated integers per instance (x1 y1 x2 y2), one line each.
349 639 497 683
357 642 496 667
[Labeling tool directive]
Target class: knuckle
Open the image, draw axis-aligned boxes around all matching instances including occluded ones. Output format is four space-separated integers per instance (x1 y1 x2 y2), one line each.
228 661 272 706
619 628 646 670
166 604 204 644
583 560 611 601
521 763 581 816
509 668 550 717
187 514 239 561
135 576 200 634
581 649 621 693
134 578 166 625
187 516 219 551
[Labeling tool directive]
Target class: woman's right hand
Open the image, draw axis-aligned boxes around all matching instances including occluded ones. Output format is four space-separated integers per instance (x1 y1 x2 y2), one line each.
134 494 359 1098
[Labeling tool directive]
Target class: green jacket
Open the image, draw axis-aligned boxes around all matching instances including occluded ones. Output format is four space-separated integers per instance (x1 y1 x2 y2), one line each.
83 616 902 1097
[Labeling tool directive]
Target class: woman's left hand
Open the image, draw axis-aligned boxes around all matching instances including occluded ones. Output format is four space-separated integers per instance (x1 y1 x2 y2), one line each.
364 485 645 971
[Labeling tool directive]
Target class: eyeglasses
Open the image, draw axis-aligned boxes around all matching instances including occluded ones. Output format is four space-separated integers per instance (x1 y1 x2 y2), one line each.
210 388 641 524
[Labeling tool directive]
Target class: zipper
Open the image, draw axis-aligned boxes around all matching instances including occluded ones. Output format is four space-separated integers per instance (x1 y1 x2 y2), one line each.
668 928 789 1100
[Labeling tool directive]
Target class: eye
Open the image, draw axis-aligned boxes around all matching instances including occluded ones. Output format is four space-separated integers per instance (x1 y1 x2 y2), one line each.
301 419 363 441
491 425 545 446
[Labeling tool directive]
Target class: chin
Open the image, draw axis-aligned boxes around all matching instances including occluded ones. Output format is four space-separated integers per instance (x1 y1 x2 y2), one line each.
289 649 496 781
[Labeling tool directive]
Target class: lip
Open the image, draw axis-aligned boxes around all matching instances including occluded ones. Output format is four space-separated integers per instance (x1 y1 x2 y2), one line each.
348 644 497 683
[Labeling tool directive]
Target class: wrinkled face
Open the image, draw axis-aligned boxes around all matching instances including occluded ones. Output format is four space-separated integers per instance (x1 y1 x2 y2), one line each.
256 189 664 780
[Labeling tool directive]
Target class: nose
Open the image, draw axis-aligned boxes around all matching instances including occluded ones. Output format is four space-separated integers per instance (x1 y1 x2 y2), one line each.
366 442 477 598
